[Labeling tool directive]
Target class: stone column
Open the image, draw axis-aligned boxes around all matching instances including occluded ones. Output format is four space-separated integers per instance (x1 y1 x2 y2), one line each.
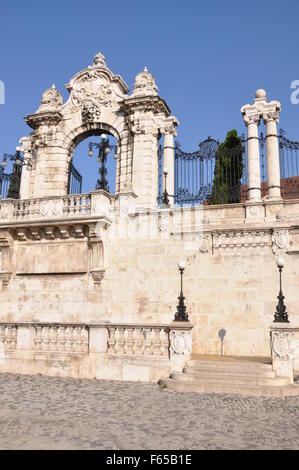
263 109 281 199
244 115 261 201
19 137 32 200
162 127 176 205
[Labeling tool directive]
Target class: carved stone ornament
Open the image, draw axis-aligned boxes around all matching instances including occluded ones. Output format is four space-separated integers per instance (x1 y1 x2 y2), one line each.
170 330 192 355
271 330 293 359
132 67 158 97
90 269 105 287
199 234 212 253
71 71 116 111
40 200 64 218
158 211 170 232
36 84 63 113
272 230 290 253
81 100 102 123
0 203 10 220
0 272 11 287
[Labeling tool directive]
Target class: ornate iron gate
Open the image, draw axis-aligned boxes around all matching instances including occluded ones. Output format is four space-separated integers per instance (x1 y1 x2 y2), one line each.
278 129 299 199
0 166 22 199
173 135 247 206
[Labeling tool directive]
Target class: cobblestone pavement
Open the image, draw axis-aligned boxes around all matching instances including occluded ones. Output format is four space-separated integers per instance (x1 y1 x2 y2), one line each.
0 373 298 450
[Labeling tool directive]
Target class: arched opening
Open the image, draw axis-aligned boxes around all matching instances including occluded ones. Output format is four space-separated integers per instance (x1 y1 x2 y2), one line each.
68 129 119 195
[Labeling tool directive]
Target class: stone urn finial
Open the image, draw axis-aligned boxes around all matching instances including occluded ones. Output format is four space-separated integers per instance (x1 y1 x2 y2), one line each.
36 84 63 113
93 52 106 67
132 66 158 97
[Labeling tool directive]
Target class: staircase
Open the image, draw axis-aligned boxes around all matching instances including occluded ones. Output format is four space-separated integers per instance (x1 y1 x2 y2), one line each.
159 356 299 397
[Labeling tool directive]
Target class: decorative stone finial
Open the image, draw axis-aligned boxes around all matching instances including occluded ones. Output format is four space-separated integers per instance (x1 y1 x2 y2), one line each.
93 52 106 67
132 66 158 97
36 85 63 113
255 89 267 100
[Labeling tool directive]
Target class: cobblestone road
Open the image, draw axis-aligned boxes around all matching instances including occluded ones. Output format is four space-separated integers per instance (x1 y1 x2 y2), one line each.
0 373 298 450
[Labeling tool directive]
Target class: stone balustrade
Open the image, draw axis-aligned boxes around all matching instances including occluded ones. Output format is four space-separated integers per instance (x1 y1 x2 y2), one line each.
107 325 169 357
0 324 18 349
0 321 193 382
34 325 89 353
12 194 91 221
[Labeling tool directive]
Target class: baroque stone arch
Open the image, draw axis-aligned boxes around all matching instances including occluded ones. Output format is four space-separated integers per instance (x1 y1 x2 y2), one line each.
22 52 178 208
63 123 123 194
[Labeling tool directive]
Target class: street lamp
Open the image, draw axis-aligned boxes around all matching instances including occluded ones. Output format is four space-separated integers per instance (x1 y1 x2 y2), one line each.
274 257 289 323
88 133 117 192
161 167 170 207
174 261 189 322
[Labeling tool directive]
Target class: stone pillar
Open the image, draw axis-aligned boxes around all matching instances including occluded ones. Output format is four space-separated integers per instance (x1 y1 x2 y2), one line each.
19 137 32 200
131 123 159 208
245 116 261 201
263 109 281 199
241 94 262 201
162 128 176 205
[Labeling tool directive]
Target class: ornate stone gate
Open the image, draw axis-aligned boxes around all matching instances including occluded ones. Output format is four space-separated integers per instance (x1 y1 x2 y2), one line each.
20 52 178 208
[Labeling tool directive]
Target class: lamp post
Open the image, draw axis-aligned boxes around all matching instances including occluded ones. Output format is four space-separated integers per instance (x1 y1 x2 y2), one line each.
1 146 31 199
274 257 289 323
162 167 170 207
88 134 117 192
174 261 189 322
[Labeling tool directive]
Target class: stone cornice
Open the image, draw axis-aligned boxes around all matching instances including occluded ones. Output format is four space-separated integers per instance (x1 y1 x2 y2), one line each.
121 95 171 115
25 111 63 129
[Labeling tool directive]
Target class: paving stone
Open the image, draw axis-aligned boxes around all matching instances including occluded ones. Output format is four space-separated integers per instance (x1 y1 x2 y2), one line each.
0 373 298 450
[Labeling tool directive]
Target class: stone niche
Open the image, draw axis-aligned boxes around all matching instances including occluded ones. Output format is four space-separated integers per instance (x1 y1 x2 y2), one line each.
15 241 88 275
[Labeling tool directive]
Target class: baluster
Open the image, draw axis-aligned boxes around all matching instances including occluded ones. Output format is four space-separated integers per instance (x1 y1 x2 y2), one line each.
12 326 17 348
116 328 125 354
125 328 134 355
133 328 143 355
0 325 5 343
50 327 58 352
108 328 116 354
4 326 10 348
153 328 162 356
35 326 42 350
42 327 50 351
57 326 66 352
160 328 169 357
65 327 73 352
83 327 89 353
69 197 75 215
144 328 153 355
73 197 79 215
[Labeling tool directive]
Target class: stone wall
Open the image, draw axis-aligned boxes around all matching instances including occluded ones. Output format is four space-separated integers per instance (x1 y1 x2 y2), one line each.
1 194 299 360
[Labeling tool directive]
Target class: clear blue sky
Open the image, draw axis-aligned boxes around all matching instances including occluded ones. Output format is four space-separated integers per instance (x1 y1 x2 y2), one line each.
0 0 298 192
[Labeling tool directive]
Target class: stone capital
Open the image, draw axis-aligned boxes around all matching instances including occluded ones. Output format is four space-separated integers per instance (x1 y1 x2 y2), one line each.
241 104 260 126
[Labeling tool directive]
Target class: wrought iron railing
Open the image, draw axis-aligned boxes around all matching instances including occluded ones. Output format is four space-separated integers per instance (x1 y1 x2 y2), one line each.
0 169 14 199
68 161 82 195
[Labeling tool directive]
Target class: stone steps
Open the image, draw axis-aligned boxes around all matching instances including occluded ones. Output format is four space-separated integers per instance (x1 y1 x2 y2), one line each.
159 356 299 397
187 359 272 371
170 372 290 386
183 366 275 378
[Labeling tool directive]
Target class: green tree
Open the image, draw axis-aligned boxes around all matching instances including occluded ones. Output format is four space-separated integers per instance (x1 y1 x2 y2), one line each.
209 129 243 205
